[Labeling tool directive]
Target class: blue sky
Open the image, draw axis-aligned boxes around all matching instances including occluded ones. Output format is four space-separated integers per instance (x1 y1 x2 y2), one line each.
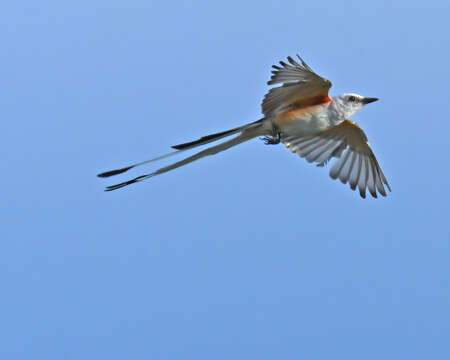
2 0 450 359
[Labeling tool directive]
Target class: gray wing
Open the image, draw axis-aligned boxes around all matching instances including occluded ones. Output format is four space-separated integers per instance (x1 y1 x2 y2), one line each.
262 55 332 117
283 120 391 198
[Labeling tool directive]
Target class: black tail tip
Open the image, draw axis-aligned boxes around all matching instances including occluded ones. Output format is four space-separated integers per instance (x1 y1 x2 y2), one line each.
104 180 136 191
104 174 150 191
97 166 133 178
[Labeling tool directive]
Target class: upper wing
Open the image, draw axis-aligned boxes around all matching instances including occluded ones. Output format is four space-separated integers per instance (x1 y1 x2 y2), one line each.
282 120 391 198
262 55 332 117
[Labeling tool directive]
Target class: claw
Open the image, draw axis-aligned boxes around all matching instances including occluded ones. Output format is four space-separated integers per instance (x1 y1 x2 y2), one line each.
261 132 281 145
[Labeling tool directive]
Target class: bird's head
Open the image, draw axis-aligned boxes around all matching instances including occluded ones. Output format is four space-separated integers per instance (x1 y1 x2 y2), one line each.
332 93 378 119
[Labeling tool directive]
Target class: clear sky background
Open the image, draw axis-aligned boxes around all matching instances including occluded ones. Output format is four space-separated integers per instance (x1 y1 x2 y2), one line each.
2 0 450 359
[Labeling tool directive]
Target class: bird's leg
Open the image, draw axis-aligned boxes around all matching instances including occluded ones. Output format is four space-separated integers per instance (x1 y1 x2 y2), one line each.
261 124 281 145
262 133 281 145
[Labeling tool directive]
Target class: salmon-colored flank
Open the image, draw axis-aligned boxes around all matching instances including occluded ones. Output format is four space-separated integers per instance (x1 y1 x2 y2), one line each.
275 94 332 125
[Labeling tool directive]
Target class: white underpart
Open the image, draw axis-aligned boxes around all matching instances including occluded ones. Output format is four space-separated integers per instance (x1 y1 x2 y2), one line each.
276 102 335 136
276 94 364 136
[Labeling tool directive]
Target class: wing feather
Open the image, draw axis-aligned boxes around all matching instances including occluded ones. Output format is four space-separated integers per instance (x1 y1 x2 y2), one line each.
283 120 391 198
307 138 342 164
262 55 332 117
357 155 368 198
366 156 377 198
299 138 330 158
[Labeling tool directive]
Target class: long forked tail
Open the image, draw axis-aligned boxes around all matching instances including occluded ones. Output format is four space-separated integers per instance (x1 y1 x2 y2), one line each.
98 120 268 191
97 119 264 178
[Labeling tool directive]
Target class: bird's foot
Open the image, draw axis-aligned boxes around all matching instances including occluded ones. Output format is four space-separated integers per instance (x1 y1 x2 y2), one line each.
261 132 281 145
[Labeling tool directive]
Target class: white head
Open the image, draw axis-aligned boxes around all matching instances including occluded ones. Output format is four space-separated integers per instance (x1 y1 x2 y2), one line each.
331 93 378 119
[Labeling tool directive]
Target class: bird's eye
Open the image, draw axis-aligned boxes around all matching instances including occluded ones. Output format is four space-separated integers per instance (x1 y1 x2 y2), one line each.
348 96 356 102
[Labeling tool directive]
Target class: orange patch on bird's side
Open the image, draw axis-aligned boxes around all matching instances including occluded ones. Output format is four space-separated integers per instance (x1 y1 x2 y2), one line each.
275 94 332 125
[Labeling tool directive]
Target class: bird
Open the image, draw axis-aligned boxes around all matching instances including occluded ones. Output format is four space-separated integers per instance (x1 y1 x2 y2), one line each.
98 54 391 198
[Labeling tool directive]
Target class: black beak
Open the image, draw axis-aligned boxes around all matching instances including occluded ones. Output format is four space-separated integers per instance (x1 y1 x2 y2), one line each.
362 97 378 105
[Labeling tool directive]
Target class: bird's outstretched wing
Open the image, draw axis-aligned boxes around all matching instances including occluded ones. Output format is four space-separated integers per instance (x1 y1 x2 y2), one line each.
282 120 391 198
262 55 332 117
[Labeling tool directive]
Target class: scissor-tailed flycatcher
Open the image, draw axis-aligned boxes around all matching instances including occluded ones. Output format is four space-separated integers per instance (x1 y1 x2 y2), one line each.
98 54 390 198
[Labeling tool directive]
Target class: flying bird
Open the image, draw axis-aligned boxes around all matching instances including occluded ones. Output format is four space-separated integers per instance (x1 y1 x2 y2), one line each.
98 55 390 198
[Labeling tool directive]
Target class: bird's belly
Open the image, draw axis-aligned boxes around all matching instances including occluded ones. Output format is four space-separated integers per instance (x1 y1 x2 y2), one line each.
275 107 331 136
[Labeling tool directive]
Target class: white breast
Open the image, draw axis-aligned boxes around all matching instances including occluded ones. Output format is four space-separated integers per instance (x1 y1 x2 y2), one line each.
276 103 334 136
